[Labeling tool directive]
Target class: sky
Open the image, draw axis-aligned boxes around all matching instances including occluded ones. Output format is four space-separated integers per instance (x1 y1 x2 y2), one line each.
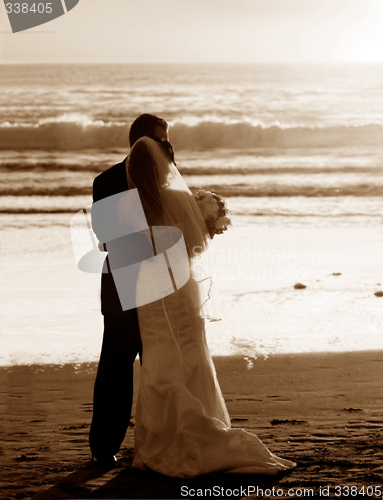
1 0 383 63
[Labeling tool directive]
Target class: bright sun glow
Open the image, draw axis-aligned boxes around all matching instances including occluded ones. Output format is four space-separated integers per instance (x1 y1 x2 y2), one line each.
331 0 383 62
1 0 383 63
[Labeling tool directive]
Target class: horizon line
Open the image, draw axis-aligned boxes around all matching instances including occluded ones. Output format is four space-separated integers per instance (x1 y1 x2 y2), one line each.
1 60 382 65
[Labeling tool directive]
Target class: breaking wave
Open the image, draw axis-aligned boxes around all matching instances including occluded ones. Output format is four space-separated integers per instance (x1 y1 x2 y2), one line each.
0 114 381 150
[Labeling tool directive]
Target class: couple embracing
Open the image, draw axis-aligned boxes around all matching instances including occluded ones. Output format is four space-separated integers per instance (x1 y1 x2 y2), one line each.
88 113 295 477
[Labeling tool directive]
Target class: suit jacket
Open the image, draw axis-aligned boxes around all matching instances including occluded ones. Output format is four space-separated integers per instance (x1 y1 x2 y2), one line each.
92 159 154 315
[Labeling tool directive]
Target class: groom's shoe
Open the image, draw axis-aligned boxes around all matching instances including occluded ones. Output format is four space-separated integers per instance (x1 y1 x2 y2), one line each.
92 455 118 466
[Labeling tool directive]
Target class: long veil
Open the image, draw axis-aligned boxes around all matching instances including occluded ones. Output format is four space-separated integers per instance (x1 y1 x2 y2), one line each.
121 136 220 321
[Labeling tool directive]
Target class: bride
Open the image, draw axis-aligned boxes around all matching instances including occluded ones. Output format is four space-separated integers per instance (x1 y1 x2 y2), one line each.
118 136 296 477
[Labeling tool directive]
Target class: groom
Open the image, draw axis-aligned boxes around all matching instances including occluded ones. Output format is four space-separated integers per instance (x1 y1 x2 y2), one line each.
89 114 169 463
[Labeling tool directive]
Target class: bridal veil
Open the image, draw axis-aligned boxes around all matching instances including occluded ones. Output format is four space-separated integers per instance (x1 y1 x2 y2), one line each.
118 136 220 322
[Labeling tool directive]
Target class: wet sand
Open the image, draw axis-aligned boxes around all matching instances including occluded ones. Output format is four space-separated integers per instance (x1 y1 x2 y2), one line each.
1 351 383 499
2 220 383 366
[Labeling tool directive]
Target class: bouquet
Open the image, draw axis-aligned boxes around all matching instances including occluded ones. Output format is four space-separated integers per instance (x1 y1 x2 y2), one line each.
193 189 231 239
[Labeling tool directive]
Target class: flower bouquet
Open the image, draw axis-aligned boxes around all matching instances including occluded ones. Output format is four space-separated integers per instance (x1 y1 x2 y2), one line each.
193 189 231 239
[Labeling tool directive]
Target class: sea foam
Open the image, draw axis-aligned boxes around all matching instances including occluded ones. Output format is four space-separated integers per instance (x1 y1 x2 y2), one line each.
0 115 381 150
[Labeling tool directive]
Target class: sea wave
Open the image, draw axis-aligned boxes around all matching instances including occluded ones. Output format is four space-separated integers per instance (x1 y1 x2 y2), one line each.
188 184 383 198
0 162 380 176
0 114 381 150
2 183 382 198
0 195 382 218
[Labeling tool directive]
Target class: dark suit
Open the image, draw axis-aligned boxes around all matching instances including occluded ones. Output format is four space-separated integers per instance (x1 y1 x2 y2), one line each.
89 159 153 459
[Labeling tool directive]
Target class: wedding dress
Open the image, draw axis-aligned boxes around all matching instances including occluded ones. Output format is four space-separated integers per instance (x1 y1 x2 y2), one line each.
132 267 295 477
122 137 296 477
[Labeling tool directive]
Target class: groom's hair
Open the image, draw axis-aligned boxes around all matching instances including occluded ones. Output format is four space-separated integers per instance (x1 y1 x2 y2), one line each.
129 114 168 147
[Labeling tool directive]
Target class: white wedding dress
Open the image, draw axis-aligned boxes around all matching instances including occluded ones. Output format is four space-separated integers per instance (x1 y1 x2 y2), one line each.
131 258 295 477
121 136 295 477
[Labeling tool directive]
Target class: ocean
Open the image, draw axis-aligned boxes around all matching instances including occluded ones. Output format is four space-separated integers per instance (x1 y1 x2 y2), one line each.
1 62 383 210
1 62 382 365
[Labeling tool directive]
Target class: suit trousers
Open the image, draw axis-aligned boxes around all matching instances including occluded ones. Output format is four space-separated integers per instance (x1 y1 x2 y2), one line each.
89 308 142 458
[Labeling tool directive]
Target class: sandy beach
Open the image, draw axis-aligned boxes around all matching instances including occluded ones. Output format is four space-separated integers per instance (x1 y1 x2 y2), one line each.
1 351 382 500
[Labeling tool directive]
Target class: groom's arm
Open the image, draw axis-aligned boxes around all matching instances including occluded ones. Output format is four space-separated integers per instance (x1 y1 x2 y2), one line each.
91 174 108 244
91 163 128 243
91 165 154 271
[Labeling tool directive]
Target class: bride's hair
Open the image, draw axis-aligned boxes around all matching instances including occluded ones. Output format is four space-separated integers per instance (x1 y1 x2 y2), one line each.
128 139 164 223
129 113 168 147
